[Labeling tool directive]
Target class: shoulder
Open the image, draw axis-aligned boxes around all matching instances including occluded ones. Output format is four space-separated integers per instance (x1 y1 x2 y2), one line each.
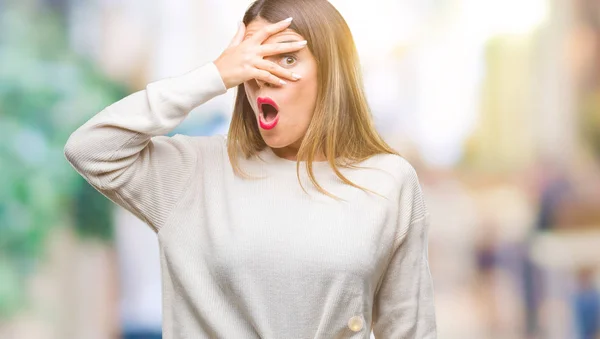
368 153 428 226
363 153 422 188
168 133 226 151
149 133 226 165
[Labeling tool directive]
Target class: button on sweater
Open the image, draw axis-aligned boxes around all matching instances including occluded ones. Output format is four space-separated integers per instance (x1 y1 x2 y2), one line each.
64 61 437 339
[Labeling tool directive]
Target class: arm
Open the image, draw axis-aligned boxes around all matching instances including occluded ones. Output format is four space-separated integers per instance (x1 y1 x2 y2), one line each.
372 214 437 338
372 165 437 338
63 61 227 233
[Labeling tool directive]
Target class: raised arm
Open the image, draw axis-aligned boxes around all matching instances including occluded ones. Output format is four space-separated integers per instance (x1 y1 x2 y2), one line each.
64 62 228 233
64 17 310 233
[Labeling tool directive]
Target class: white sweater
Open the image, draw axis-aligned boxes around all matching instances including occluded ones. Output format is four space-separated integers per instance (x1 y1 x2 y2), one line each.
64 61 437 339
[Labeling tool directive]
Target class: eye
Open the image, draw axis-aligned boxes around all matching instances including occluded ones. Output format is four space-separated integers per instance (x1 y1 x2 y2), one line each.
280 54 297 66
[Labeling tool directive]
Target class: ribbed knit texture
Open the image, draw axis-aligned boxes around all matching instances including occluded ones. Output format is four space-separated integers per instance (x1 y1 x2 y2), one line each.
64 61 437 339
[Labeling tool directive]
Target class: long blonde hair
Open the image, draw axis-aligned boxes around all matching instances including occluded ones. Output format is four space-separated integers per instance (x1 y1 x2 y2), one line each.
227 0 400 201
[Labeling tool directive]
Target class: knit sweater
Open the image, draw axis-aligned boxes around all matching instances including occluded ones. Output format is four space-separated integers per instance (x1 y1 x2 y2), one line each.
63 61 437 339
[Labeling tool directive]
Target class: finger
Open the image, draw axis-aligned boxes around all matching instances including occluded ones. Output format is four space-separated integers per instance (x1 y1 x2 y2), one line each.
257 40 307 57
254 58 302 81
253 69 286 87
248 17 293 44
228 21 246 48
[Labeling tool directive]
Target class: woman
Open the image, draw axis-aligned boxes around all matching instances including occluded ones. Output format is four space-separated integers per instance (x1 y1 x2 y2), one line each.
64 0 437 338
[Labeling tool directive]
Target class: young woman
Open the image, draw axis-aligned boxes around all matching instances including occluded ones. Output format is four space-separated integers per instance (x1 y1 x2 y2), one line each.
64 0 437 338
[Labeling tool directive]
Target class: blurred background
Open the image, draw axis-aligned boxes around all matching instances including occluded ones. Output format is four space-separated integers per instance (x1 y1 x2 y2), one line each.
1 0 599 338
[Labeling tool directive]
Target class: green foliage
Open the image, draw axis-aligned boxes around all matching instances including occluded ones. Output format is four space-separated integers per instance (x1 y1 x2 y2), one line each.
0 4 127 317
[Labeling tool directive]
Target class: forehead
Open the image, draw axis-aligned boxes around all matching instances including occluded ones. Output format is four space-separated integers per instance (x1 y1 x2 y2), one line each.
243 18 304 43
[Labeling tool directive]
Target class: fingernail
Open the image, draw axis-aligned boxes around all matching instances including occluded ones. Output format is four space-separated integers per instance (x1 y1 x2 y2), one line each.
297 40 307 46
292 73 302 80
284 17 293 22
280 80 287 85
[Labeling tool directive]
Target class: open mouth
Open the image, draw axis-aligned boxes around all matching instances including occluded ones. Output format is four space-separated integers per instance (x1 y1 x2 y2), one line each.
257 97 279 123
261 103 279 122
256 96 280 130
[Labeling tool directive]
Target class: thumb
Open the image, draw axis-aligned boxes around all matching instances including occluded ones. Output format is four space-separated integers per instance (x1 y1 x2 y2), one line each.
228 21 245 48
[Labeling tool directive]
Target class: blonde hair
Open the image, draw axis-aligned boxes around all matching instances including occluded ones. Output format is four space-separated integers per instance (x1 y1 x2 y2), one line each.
227 0 400 201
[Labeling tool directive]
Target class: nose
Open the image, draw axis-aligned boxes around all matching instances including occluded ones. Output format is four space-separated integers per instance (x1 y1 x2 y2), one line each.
255 78 274 88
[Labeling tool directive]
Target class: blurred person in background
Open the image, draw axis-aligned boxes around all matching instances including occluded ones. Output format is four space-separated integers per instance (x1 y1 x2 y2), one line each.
573 266 599 339
473 224 502 336
63 0 437 338
523 160 571 338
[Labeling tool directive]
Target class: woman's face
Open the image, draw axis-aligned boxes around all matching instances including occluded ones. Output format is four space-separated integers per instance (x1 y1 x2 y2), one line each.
243 17 318 159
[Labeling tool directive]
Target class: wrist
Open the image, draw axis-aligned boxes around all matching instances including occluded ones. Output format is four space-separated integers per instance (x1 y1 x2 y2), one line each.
213 60 231 89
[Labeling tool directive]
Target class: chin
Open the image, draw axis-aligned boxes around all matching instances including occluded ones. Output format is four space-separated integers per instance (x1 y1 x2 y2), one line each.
261 137 286 149
260 134 293 149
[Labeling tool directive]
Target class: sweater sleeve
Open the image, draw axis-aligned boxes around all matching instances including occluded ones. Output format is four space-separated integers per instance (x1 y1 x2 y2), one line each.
372 164 437 338
63 61 228 233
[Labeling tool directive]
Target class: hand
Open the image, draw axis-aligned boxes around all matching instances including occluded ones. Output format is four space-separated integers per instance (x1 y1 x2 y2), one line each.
214 17 308 89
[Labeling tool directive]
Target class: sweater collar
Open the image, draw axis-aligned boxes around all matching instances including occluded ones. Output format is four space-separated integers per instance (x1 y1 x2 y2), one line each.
257 146 333 171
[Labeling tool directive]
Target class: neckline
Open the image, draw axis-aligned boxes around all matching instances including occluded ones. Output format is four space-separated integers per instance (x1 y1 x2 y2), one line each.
258 146 333 170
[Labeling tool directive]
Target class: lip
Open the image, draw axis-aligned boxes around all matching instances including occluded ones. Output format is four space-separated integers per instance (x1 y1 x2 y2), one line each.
257 96 279 115
256 96 280 130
